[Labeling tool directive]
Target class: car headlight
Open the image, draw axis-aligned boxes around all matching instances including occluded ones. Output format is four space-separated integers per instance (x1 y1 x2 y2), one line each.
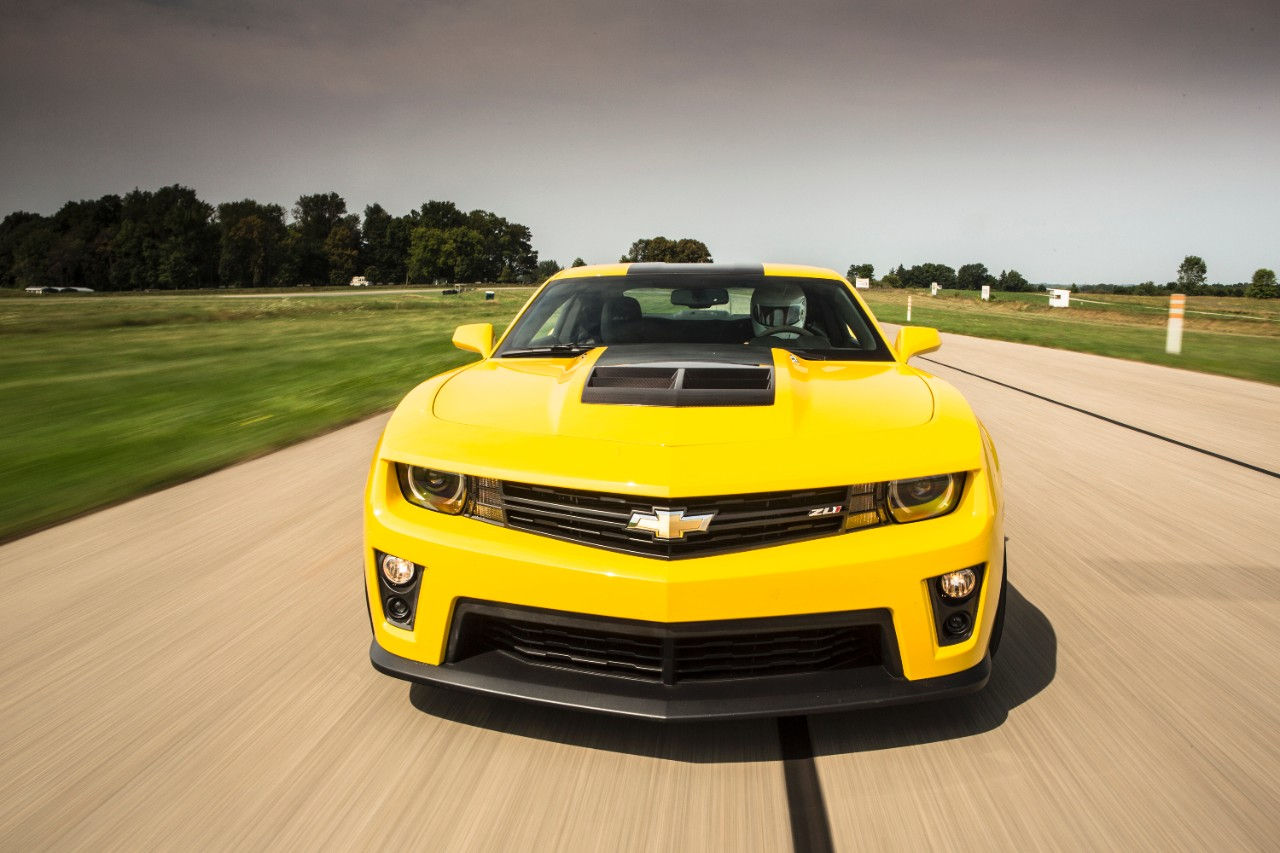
397 464 467 514
887 473 964 523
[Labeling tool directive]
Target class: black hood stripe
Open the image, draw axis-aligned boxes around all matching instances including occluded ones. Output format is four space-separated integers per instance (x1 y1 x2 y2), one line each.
625 263 765 277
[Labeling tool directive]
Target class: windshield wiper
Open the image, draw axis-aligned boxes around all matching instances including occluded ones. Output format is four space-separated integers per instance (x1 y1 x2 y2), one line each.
498 344 596 358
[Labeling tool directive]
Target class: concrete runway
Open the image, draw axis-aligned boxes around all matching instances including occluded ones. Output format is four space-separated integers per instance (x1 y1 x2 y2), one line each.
2 333 1277 850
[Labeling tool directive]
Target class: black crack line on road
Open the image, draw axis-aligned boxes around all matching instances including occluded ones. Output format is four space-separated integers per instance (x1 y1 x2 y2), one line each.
920 357 1280 480
778 716 835 853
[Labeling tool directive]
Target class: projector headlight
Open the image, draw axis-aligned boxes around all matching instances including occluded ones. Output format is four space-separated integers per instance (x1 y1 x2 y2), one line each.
397 464 467 515
887 473 964 523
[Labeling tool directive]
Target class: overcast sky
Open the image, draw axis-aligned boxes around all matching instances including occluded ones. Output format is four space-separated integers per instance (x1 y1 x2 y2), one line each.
2 0 1277 283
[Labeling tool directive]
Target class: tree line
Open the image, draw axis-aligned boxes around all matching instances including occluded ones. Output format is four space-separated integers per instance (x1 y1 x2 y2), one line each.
0 186 543 290
5 194 1275 301
846 262 1035 292
846 255 1277 299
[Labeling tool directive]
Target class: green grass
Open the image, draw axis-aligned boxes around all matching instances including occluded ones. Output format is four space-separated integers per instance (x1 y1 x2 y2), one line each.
0 289 527 540
862 289 1280 385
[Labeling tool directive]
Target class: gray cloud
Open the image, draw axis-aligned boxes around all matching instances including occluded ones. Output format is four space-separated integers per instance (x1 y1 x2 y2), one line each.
3 0 1278 281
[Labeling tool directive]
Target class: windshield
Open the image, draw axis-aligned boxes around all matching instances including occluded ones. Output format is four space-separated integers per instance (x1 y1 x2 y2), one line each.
495 274 893 360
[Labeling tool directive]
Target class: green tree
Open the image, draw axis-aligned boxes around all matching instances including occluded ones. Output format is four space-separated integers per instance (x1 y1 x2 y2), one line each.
408 226 486 283
384 215 415 284
899 262 957 290
11 220 59 288
957 263 995 291
221 216 278 287
1177 255 1207 291
324 216 362 285
0 211 46 286
1246 268 1278 299
880 272 902 288
996 269 1030 292
417 200 468 231
847 263 874 281
289 192 348 285
217 200 287 288
466 209 537 282
620 236 712 263
571 257 587 267
40 196 123 288
359 204 397 284
110 185 216 290
536 259 562 280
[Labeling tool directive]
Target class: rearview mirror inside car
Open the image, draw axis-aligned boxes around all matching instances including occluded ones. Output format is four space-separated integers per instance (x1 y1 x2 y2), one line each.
670 288 729 308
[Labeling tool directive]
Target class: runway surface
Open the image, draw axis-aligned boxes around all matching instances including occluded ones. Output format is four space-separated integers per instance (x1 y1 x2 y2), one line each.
2 332 1277 850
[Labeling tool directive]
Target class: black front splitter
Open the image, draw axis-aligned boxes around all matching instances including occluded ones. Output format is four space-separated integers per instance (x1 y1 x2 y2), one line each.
371 641 990 721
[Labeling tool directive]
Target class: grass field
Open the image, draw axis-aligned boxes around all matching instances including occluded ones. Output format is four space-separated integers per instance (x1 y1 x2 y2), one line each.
0 288 528 541
3 283 1276 541
861 288 1280 385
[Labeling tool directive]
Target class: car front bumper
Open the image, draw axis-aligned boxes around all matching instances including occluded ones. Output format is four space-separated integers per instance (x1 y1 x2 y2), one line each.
365 454 1002 718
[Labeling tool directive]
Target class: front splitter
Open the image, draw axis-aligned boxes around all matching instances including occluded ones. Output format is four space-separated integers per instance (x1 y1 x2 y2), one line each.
371 641 991 721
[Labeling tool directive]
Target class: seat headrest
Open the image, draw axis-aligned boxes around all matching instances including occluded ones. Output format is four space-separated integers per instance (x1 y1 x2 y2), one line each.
602 296 642 324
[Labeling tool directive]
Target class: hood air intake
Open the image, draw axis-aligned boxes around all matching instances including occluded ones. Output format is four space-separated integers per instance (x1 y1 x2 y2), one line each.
583 364 774 406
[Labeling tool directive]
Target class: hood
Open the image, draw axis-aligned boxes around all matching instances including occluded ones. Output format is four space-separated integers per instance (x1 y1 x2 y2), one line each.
430 346 935 447
381 346 982 495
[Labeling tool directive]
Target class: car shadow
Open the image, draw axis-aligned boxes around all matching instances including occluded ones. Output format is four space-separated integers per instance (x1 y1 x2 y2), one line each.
407 584 1055 763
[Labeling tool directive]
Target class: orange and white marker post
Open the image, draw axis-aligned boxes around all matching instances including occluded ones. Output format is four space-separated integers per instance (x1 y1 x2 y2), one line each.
1166 293 1185 354
907 295 913 322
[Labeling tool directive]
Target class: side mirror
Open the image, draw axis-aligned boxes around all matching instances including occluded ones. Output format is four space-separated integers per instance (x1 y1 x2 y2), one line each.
895 326 941 362
453 323 494 357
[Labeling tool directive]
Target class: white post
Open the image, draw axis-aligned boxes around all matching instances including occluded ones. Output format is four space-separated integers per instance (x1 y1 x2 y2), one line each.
906 294 912 322
930 282 939 296
981 284 990 301
1166 293 1185 354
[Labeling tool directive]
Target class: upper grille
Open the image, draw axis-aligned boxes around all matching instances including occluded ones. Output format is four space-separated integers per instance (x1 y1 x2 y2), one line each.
451 606 884 685
493 480 879 559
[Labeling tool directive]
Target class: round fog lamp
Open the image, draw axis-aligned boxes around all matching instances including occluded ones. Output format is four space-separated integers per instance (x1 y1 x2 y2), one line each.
938 568 977 600
380 554 416 587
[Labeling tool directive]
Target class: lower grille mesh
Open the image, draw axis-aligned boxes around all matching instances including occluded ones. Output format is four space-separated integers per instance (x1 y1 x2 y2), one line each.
455 610 883 685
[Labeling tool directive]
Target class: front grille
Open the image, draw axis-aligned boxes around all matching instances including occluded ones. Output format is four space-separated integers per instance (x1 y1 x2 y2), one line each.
451 606 884 685
493 480 878 559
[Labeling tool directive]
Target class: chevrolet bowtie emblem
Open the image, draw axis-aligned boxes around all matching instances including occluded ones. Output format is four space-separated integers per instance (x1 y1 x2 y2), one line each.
626 508 716 540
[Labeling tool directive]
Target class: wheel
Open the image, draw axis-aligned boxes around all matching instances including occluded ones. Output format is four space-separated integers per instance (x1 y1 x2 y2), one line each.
988 545 1007 658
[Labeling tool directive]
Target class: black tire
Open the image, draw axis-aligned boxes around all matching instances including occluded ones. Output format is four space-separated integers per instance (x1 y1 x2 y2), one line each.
988 545 1008 658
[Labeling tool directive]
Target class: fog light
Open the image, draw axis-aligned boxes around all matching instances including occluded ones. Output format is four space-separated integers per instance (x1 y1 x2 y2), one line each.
380 554 416 587
938 568 977 600
943 612 972 637
386 596 410 621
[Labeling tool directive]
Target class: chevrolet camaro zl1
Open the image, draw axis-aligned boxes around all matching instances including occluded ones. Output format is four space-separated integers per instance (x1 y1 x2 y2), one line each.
365 263 1005 719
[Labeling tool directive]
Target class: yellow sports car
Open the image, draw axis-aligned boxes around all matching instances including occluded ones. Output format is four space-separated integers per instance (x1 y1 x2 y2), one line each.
365 263 1004 719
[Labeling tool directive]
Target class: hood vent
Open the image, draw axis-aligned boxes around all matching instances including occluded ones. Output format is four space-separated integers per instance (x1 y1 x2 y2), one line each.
583 364 774 406
588 366 678 389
